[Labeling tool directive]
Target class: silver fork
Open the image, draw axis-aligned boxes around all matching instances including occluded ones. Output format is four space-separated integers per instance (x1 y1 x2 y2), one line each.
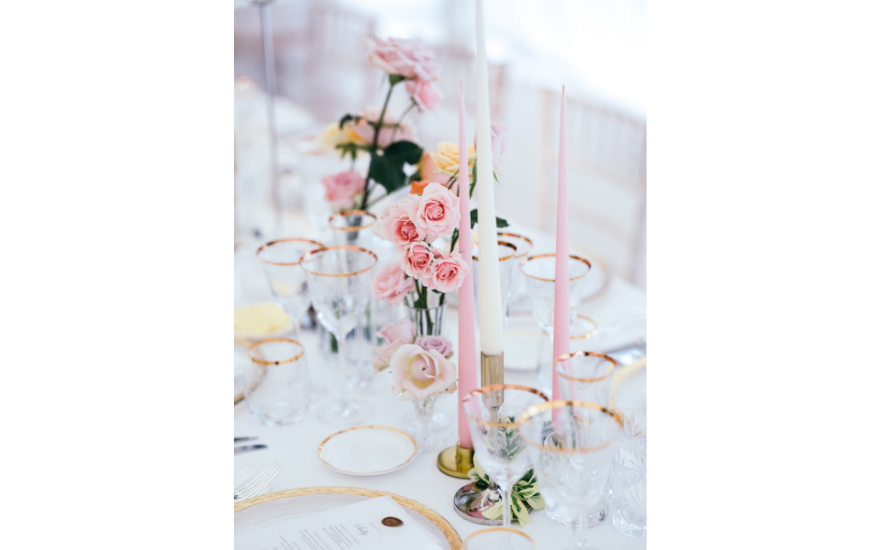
234 462 280 501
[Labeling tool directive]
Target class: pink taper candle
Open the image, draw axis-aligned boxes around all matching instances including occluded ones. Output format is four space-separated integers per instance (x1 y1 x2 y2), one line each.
456 81 477 449
552 86 569 406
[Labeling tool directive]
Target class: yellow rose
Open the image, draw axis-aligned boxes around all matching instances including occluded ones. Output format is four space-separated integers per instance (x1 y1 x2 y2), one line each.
428 142 476 181
319 122 368 152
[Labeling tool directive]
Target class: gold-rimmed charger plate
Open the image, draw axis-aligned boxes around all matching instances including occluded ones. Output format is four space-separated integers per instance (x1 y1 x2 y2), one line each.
235 487 462 549
318 426 417 476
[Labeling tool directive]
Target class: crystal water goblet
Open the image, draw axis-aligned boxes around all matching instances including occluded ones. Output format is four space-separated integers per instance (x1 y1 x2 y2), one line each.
301 245 377 425
244 338 310 426
328 209 378 250
555 351 621 407
463 527 536 550
492 231 533 307
471 239 517 328
518 401 623 550
610 418 647 538
519 253 592 338
461 384 549 528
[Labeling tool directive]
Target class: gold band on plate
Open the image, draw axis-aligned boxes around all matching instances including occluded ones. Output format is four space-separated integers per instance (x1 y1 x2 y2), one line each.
246 338 305 365
234 487 462 549
517 400 623 454
472 240 517 262
519 253 592 282
256 238 325 266
554 350 619 383
461 384 549 428
317 426 417 475
299 245 378 277
463 527 536 546
328 210 378 231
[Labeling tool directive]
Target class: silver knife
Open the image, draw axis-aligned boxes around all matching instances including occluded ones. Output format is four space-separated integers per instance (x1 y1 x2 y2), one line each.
234 437 257 443
234 444 268 455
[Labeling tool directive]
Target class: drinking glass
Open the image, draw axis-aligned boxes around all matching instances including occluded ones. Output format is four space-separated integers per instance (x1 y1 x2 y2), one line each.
464 527 536 550
492 232 533 307
301 245 377 425
244 338 310 426
610 409 647 538
461 385 549 528
518 401 623 550
519 254 592 338
328 210 378 250
472 240 517 328
555 351 621 407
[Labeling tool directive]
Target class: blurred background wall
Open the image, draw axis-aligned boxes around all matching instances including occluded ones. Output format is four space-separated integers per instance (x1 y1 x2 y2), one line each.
234 0 646 287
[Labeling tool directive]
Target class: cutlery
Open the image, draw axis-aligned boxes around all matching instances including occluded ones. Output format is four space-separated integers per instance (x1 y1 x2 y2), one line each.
234 437 258 443
234 462 281 501
234 444 268 455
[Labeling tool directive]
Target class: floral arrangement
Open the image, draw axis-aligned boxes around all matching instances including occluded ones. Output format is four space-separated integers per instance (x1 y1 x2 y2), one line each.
468 458 545 527
372 318 457 401
319 37 442 212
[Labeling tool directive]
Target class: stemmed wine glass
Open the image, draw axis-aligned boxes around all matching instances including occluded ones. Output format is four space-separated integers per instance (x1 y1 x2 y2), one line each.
518 401 623 550
300 245 377 425
461 384 549 527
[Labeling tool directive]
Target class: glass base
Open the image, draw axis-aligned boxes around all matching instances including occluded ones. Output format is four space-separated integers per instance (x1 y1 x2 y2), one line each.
546 502 606 529
247 401 308 427
317 398 374 426
405 410 451 432
612 512 647 538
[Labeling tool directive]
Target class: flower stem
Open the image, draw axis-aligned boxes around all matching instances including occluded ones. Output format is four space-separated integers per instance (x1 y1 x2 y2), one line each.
390 100 416 143
359 79 398 211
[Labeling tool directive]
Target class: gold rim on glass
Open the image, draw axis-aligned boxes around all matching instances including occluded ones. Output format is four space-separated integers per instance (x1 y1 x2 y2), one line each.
517 400 623 454
246 338 305 365
461 384 549 427
570 314 599 340
474 232 534 259
472 240 517 262
518 253 592 282
234 487 462 548
317 426 418 475
463 526 535 547
554 350 619 383
256 238 325 266
328 210 378 231
299 245 378 277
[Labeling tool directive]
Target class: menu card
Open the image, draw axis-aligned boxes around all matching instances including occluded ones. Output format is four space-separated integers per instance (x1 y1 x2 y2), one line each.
236 496 445 550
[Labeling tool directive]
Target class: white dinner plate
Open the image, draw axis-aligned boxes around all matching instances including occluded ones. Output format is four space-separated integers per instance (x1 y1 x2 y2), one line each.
317 426 417 476
235 488 461 549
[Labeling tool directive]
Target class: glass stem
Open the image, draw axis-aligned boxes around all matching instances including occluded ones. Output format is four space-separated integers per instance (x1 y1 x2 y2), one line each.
575 516 589 547
502 486 513 528
336 331 348 407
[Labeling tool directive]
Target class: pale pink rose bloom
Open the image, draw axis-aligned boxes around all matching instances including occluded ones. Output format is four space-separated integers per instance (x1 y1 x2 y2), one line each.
400 243 434 280
405 182 461 242
429 250 470 293
370 263 414 305
415 335 454 359
374 196 424 251
353 108 418 149
366 37 441 82
373 318 416 373
321 170 364 210
474 123 507 174
390 343 458 401
406 80 442 112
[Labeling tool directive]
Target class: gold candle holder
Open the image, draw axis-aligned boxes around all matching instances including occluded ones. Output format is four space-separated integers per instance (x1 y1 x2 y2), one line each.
449 351 505 525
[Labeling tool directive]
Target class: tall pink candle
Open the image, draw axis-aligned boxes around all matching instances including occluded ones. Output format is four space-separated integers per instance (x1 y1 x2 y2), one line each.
456 81 477 449
552 86 569 405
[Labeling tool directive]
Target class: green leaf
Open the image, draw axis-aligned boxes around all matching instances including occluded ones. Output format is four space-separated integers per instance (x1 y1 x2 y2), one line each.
338 113 355 129
469 209 509 230
368 140 424 195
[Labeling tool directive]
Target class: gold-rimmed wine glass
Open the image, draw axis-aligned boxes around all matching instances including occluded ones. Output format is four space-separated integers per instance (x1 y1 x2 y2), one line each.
328 209 378 250
471 239 517 328
460 385 549 528
555 351 621 407
519 253 592 337
492 231 533 306
301 245 378 425
518 401 623 550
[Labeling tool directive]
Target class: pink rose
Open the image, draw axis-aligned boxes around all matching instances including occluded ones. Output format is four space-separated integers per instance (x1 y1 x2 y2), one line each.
428 250 469 293
390 344 458 401
353 108 418 149
405 182 461 242
474 123 507 174
370 263 414 305
373 318 416 373
400 243 434 280
406 80 442 112
321 170 364 210
374 195 425 251
415 335 454 359
366 37 441 82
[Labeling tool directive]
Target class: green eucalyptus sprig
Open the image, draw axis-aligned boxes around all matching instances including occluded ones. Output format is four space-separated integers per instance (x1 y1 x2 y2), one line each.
467 458 545 527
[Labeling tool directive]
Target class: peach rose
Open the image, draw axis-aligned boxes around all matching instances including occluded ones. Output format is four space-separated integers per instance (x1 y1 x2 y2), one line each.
406 80 442 112
410 180 431 194
415 335 454 359
400 243 434 280
374 196 425 251
405 182 461 242
370 263 414 305
429 142 475 181
321 170 364 210
427 250 469 293
390 343 458 401
373 318 416 373
366 37 441 82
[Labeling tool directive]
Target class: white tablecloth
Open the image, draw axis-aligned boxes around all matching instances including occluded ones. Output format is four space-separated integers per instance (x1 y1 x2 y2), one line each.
234 274 646 549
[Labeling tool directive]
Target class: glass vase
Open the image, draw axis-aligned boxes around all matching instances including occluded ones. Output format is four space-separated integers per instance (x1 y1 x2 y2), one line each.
410 396 439 453
403 293 446 336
